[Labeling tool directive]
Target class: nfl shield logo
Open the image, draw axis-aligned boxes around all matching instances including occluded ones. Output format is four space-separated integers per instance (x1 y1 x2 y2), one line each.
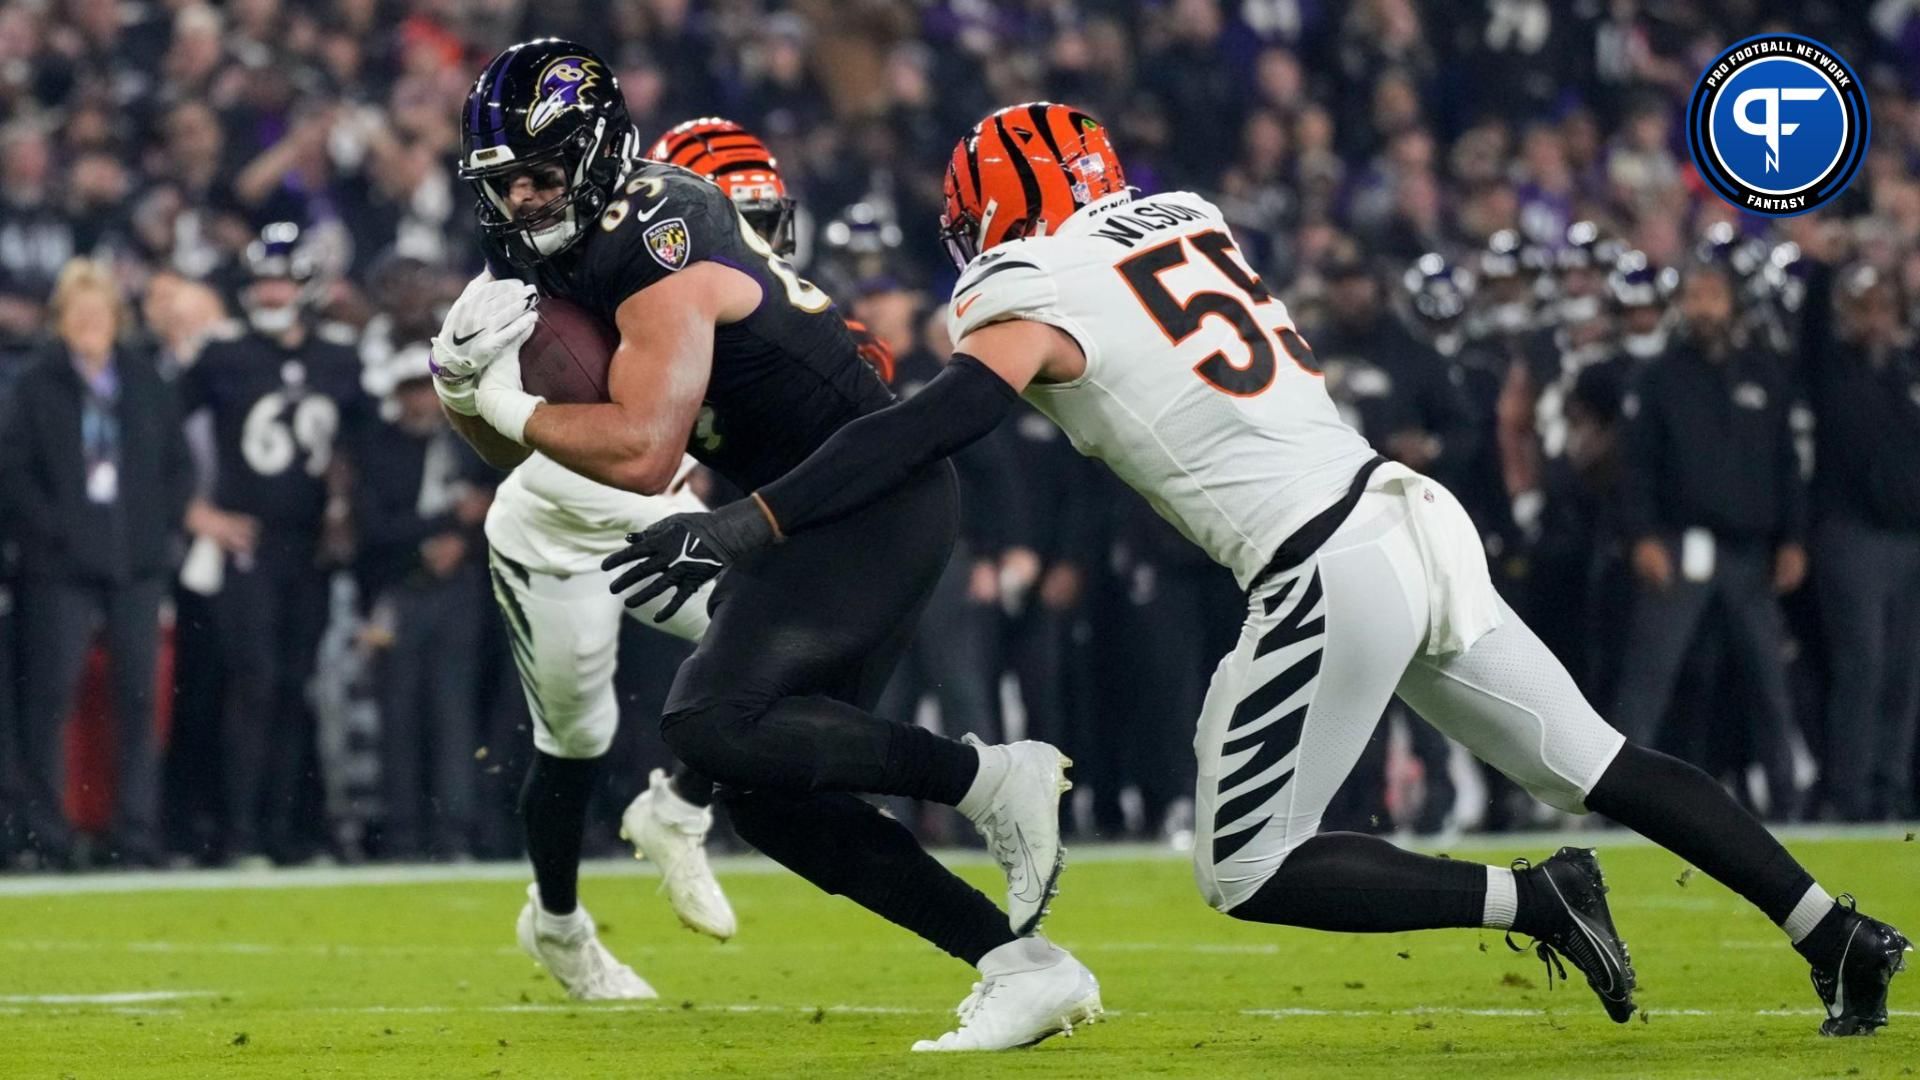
644 218 692 270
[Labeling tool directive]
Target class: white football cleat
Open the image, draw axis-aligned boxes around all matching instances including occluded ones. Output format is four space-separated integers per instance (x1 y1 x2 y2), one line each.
515 883 658 1001
959 735 1071 935
620 769 737 941
911 936 1103 1052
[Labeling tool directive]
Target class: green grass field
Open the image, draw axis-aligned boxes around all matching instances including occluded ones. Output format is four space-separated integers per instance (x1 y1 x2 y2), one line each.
1 831 1914 1079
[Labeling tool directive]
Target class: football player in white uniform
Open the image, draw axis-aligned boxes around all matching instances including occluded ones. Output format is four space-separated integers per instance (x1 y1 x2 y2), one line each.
609 103 1908 1038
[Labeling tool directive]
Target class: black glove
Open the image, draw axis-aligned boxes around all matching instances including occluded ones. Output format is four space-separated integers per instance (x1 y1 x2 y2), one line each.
602 497 776 622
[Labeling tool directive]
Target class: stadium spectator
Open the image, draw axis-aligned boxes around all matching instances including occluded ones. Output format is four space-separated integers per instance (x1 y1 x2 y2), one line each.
177 223 368 863
0 257 190 867
354 345 492 859
0 123 75 353
1611 265 1809 820
1808 266 1920 821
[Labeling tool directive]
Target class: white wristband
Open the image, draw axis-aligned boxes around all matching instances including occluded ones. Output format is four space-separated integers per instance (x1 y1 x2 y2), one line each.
478 384 543 446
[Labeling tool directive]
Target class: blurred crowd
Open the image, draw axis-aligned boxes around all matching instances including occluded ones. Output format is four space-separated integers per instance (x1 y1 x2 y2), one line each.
2 0 1919 870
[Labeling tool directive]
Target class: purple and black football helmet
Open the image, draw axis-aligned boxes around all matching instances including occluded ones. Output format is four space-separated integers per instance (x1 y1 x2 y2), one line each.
459 38 639 266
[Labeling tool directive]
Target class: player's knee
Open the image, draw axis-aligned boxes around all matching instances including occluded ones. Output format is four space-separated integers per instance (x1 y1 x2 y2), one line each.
528 698 616 760
1513 715 1624 815
660 700 763 783
532 722 611 760
1191 824 1309 916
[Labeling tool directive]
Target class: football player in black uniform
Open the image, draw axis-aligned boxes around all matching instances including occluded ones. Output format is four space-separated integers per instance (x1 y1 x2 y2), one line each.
435 40 1100 1050
181 222 368 864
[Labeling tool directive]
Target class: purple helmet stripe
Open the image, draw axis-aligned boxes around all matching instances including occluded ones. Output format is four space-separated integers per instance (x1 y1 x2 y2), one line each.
486 48 513 145
466 47 517 148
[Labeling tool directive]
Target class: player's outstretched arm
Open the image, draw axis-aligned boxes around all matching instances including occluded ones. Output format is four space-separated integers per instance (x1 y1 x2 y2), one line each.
520 264 754 494
601 318 1081 618
753 318 1076 535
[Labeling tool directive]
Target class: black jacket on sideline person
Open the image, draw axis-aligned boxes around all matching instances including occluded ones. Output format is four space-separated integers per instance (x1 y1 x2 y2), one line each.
349 415 491 602
1807 341 1920 532
0 344 192 582
1620 337 1807 549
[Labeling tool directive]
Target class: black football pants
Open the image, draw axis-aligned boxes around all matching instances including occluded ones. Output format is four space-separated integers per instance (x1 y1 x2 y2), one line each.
659 463 1013 964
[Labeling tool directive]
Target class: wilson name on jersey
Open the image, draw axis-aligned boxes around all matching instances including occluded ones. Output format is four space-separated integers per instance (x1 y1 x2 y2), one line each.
507 160 893 491
947 190 1378 588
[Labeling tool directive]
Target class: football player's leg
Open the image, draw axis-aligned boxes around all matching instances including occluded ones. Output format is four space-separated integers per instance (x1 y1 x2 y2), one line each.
492 551 622 916
612 480 719 809
661 465 1070 932
1193 505 1489 933
1400 598 1908 1032
262 564 329 858
722 786 1011 963
658 466 979 804
492 551 654 998
723 785 1100 1051
213 556 275 859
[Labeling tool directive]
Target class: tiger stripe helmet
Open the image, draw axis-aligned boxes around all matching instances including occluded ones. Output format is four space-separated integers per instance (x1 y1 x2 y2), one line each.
940 102 1126 270
647 117 796 255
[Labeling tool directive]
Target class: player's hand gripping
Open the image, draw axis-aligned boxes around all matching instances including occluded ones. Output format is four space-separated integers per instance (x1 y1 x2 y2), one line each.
430 272 539 415
602 498 778 622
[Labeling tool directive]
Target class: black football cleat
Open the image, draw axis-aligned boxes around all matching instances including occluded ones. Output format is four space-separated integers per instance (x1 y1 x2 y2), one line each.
1508 847 1637 1023
1809 896 1910 1037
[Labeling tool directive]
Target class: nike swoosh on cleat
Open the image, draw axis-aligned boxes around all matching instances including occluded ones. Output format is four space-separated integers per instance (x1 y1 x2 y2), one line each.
1009 825 1043 903
1832 925 1857 1020
1546 872 1627 997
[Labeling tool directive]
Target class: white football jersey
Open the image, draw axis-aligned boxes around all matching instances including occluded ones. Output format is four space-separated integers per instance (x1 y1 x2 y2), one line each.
948 191 1377 588
486 451 705 576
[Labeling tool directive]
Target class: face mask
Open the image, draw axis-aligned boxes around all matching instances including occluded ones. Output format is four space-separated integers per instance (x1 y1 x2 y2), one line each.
1487 302 1532 334
246 301 299 335
1557 294 1603 324
527 205 580 257
1621 328 1666 359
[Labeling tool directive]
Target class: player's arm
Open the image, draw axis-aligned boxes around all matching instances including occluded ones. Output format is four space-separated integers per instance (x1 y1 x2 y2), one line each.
600 316 1082 620
514 263 755 494
448 409 532 470
753 318 1078 535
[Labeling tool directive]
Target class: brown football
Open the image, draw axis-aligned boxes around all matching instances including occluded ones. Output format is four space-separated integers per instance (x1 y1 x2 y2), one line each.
519 296 616 404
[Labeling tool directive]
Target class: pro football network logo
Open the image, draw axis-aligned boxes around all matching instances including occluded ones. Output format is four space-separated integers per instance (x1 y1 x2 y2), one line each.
644 218 691 270
526 56 602 136
1687 34 1868 216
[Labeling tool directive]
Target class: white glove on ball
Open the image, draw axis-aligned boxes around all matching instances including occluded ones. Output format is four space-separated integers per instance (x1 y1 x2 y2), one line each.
431 273 540 416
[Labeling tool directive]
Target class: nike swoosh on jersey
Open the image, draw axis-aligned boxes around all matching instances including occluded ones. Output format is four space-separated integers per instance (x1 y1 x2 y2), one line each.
954 293 982 319
631 199 669 224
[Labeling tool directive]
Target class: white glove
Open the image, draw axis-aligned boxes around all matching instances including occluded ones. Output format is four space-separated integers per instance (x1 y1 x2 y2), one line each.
431 273 539 416
475 349 545 446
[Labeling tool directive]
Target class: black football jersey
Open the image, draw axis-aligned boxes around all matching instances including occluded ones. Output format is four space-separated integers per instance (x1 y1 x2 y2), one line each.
181 332 369 529
507 160 894 490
